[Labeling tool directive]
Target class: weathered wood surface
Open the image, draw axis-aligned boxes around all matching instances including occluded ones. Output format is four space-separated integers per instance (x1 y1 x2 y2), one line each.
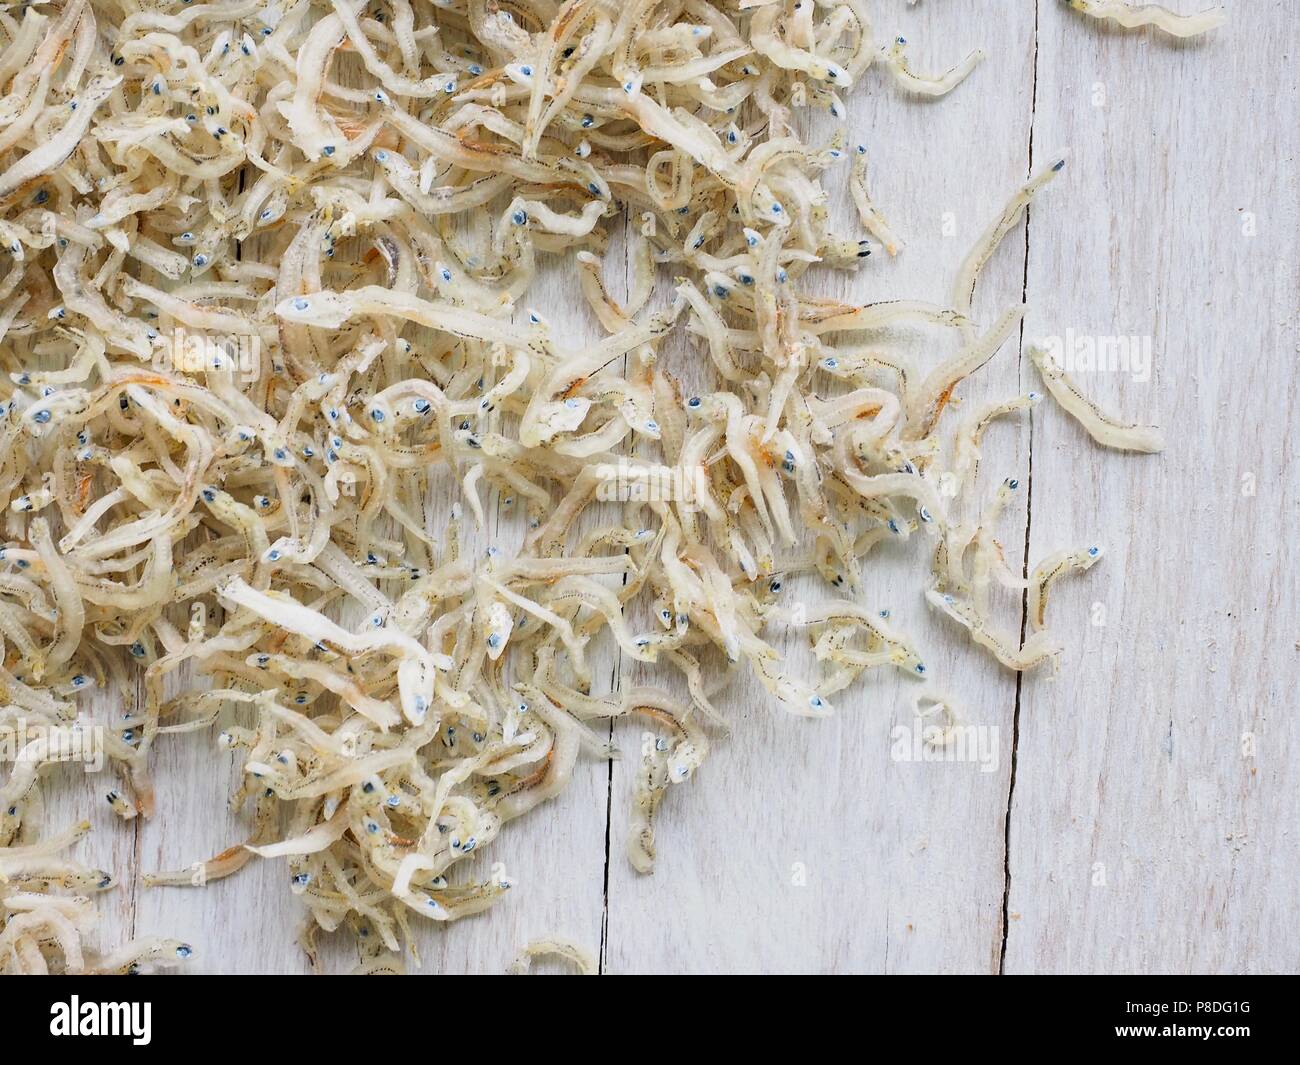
48 0 1295 974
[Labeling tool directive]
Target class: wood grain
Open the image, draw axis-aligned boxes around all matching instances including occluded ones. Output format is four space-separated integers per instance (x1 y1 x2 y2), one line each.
606 0 1037 975
42 0 1293 974
1004 0 1298 975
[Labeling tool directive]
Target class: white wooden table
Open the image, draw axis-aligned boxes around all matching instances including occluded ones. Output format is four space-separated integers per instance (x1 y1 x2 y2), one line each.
49 0 1297 974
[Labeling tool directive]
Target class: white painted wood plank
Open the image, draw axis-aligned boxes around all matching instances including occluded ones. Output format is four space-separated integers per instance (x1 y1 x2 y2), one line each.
409 236 615 978
133 670 311 973
134 262 612 975
123 26 617 974
34 682 139 964
1004 0 1299 974
605 0 1039 974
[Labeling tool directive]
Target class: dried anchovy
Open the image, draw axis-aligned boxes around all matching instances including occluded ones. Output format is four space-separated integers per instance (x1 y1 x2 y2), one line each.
1062 0 1226 39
